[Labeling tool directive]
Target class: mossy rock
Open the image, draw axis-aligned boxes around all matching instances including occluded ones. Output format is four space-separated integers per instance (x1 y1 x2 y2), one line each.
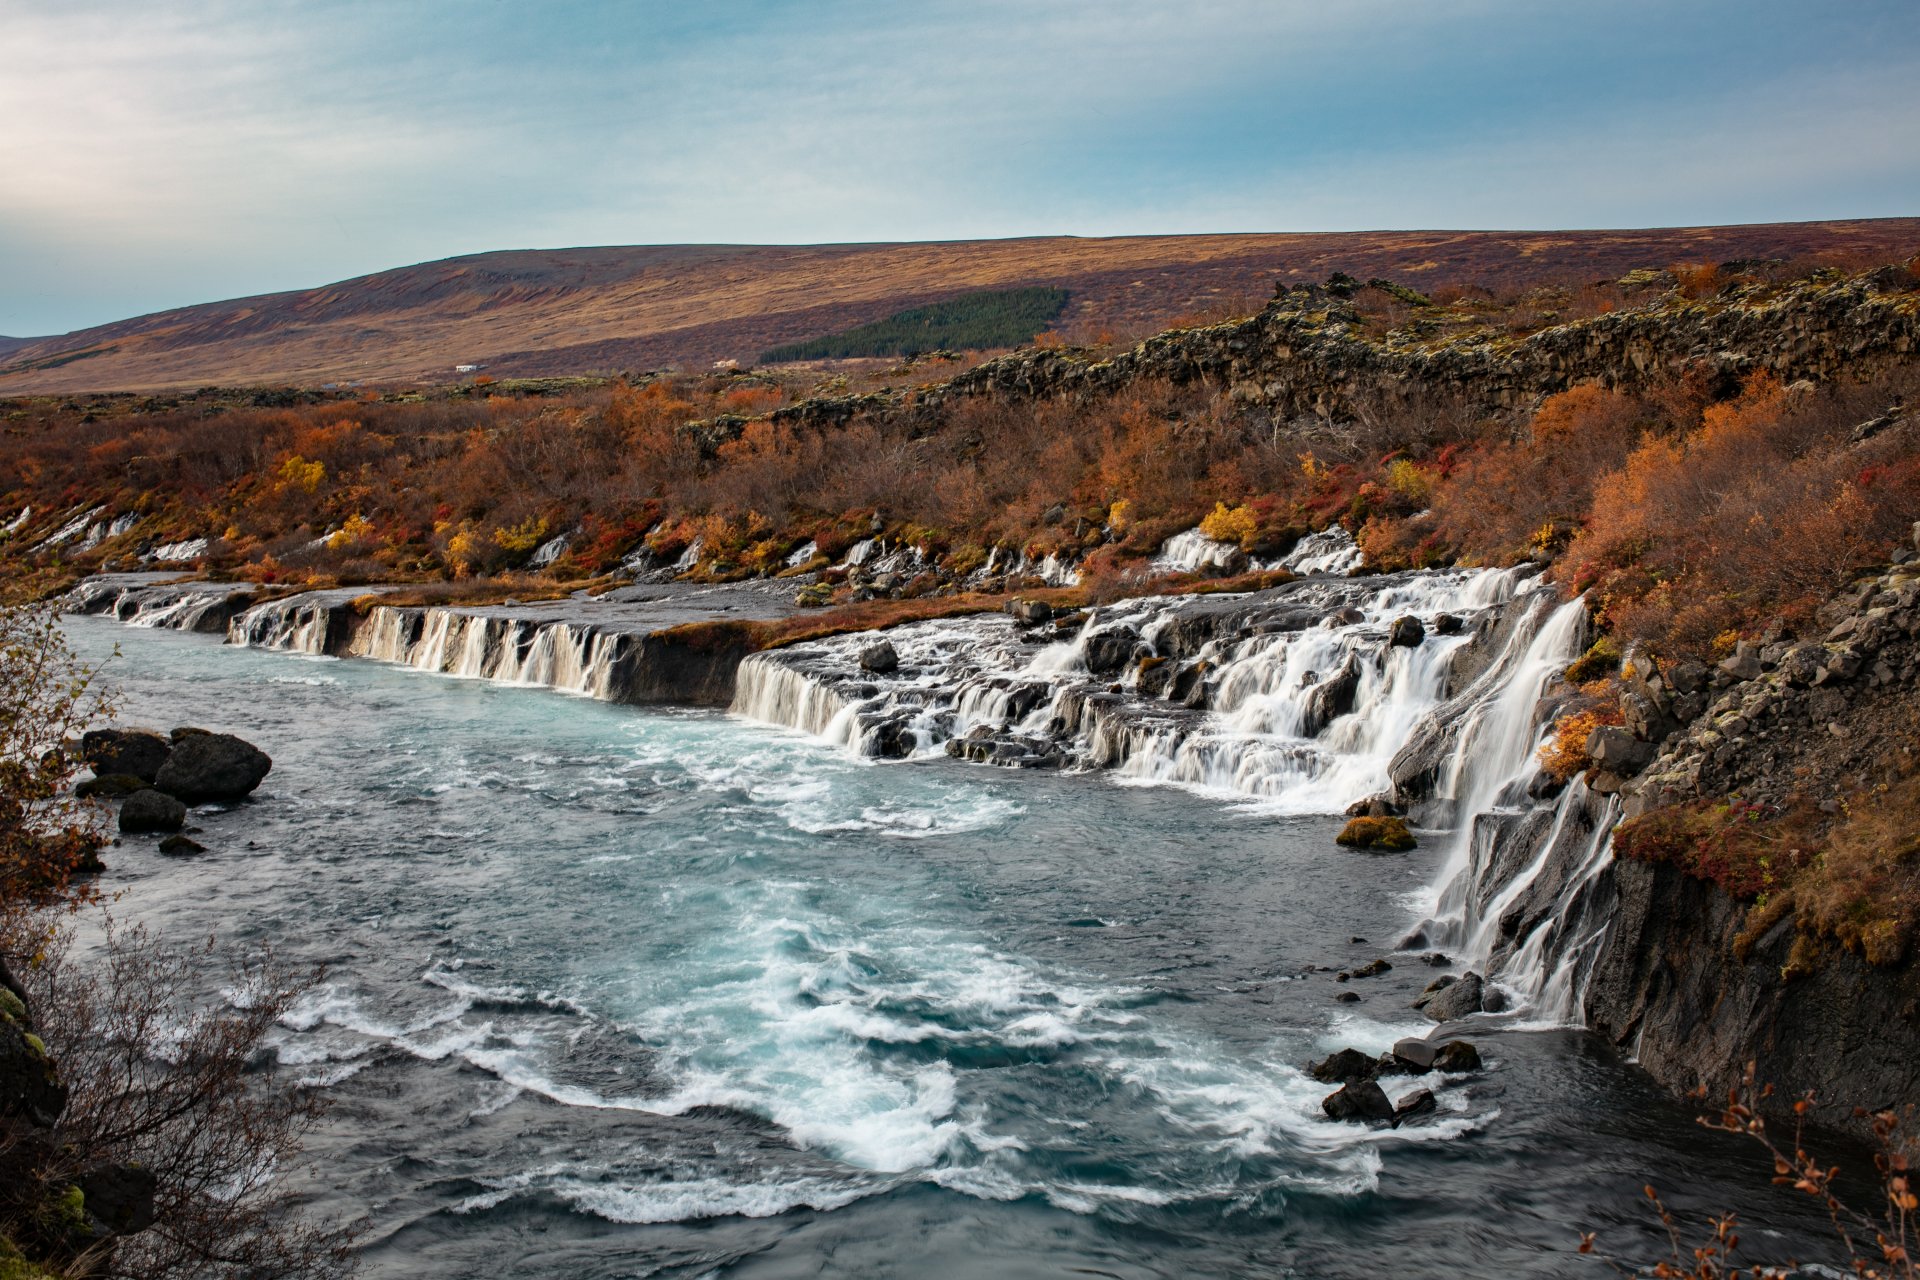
0 1235 63 1280
1337 816 1418 852
0 988 25 1026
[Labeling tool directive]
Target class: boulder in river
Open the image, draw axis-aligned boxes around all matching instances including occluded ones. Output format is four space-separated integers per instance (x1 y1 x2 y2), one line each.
1390 1037 1438 1072
76 773 149 800
1322 1079 1395 1123
1335 816 1417 851
119 789 187 834
154 732 271 804
82 728 171 783
157 834 207 856
1308 1048 1379 1084
1344 792 1402 818
1388 615 1425 648
1393 1088 1438 1124
1432 1040 1483 1072
1414 971 1485 1022
1005 598 1053 625
858 640 899 674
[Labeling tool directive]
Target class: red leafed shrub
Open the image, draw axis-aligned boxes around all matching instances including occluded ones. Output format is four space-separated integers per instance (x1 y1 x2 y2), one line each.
1612 797 1813 900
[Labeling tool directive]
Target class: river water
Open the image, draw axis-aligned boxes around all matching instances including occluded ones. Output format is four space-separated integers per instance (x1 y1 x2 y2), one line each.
65 617 1841 1278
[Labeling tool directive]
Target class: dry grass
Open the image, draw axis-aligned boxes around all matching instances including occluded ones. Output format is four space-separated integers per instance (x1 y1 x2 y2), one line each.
1793 768 1920 967
5 221 1916 393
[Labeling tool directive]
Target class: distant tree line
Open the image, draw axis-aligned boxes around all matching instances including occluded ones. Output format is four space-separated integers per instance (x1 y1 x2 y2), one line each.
761 287 1069 363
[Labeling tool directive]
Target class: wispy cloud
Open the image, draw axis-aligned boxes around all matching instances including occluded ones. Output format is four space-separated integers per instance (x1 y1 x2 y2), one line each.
1 0 1915 333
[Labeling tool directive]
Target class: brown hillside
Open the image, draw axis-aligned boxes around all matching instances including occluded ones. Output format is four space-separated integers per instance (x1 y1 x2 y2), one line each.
3 221 1916 392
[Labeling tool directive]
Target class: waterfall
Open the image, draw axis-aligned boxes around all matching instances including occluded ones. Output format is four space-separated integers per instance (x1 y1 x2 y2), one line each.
734 565 1623 1024
66 578 254 634
1150 523 1364 578
732 566 1538 804
231 598 341 655
733 655 860 742
147 538 210 563
333 605 629 702
1416 597 1589 937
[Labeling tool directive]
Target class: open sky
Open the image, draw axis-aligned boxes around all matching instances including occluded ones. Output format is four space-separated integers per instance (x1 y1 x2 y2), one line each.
3 0 1917 336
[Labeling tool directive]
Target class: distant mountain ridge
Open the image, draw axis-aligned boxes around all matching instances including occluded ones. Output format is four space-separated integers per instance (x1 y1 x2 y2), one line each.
3 221 1917 393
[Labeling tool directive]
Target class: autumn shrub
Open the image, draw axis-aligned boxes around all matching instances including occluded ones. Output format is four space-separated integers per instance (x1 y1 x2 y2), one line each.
1539 704 1621 784
1612 797 1815 900
1789 767 1920 968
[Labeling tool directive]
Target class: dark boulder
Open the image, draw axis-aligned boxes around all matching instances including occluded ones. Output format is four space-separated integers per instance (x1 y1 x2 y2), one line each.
1390 1037 1437 1072
1322 1079 1395 1123
157 834 207 856
1414 971 1485 1022
1431 613 1464 636
1586 726 1653 775
1302 654 1361 734
857 640 899 674
1351 958 1392 978
76 773 148 800
0 990 66 1128
1393 1088 1438 1124
1308 1048 1378 1084
119 789 187 834
81 729 171 783
1084 628 1141 676
1344 792 1402 818
1326 606 1366 628
74 1163 158 1236
1432 1040 1483 1072
154 733 271 804
1005 598 1053 625
1388 616 1425 648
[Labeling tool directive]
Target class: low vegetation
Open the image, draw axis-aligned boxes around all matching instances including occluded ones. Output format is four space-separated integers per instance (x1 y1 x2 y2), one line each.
761 287 1069 362
1613 762 1920 973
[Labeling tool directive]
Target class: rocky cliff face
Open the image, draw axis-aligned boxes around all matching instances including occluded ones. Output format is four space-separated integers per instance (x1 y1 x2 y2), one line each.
1584 857 1920 1122
1578 538 1920 1127
773 271 1920 435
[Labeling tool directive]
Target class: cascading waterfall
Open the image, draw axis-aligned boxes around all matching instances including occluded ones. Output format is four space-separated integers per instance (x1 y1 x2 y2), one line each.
79 556 1625 1030
231 597 341 655
343 605 626 699
734 565 1538 801
736 565 1618 1024
66 578 253 633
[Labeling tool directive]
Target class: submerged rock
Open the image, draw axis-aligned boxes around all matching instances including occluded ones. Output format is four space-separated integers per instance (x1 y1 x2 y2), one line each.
1432 1040 1483 1072
154 732 271 803
119 789 187 834
157 834 207 856
76 772 149 800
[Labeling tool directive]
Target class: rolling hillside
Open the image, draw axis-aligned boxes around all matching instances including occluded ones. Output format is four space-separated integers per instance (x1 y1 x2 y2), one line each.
3 221 1917 393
